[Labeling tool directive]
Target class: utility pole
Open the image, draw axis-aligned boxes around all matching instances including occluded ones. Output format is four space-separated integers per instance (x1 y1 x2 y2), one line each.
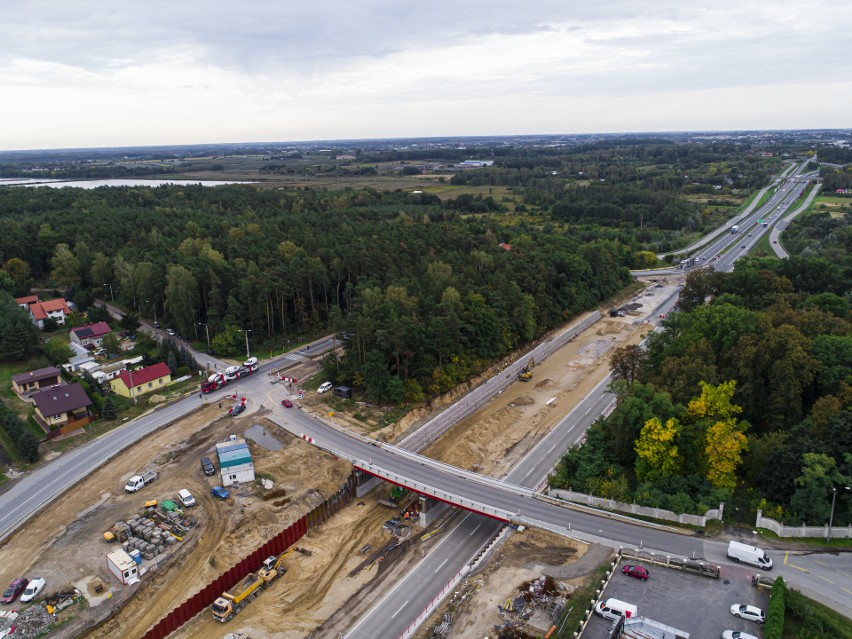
104 283 114 303
828 486 851 542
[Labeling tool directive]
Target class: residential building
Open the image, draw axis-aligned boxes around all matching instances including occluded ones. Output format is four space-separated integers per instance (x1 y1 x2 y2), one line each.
70 322 112 348
15 296 71 329
31 382 93 432
215 437 255 486
64 342 95 372
11 366 62 397
109 362 172 399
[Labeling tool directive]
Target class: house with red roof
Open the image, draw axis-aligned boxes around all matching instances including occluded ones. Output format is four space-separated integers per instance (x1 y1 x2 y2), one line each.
109 362 172 399
70 321 112 348
16 295 71 329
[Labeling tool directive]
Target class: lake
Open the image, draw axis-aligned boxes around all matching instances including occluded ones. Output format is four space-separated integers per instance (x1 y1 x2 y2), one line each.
0 178 253 188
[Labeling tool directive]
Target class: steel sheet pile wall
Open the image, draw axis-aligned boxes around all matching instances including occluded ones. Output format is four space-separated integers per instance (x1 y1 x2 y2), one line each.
140 474 356 639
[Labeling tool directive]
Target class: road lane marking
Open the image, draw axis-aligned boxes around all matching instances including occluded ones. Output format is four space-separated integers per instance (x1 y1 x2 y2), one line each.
843 587 852 597
391 600 409 618
435 558 448 573
814 560 830 568
470 523 481 536
524 468 534 478
584 407 591 415
548 445 556 453
818 575 834 585
784 552 789 565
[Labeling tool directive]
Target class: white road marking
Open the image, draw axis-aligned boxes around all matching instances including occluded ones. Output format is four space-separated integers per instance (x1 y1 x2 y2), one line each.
435 558 448 573
524 467 534 478
391 601 409 618
470 523 481 536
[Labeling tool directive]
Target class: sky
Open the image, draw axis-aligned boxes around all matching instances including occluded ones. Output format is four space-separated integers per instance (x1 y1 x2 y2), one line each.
1 0 850 150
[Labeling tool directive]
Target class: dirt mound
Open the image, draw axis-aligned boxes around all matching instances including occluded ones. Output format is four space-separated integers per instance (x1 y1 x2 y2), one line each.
510 396 535 406
534 378 554 389
598 320 626 335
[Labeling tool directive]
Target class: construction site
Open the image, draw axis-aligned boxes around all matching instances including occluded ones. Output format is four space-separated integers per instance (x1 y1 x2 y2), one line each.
0 276 681 639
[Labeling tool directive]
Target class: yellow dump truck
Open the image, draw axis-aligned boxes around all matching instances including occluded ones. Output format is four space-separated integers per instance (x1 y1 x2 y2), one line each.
211 553 290 622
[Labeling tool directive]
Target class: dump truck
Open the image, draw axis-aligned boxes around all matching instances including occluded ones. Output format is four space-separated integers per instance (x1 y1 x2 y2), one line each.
211 552 291 622
124 471 158 493
517 357 534 381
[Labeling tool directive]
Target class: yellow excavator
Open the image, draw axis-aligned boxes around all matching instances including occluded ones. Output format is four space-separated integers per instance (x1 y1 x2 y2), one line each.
518 357 534 381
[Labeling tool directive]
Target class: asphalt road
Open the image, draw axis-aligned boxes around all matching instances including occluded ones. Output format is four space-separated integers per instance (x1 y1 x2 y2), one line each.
0 336 337 543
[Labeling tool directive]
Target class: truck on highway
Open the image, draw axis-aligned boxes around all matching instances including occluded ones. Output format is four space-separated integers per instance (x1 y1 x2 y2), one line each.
727 540 772 570
201 364 257 393
730 225 739 234
124 471 158 493
211 553 289 622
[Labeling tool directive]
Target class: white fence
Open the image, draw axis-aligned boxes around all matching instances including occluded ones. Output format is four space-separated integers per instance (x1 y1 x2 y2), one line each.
756 509 852 539
548 488 722 527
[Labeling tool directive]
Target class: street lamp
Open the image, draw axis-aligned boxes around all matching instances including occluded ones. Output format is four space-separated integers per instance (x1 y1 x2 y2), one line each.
104 283 114 303
198 322 210 353
828 486 851 542
240 329 251 360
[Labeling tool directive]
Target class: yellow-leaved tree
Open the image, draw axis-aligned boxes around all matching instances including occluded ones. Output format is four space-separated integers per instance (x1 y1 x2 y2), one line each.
634 416 682 481
686 380 749 490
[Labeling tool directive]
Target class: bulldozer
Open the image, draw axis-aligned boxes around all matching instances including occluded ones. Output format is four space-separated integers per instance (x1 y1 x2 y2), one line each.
517 357 535 381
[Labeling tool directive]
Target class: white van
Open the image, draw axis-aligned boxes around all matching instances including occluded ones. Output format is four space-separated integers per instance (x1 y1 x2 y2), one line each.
177 489 196 508
727 540 772 570
595 598 638 622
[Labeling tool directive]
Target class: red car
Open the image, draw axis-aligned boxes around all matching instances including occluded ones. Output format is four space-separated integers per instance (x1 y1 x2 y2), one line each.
282 399 293 408
622 565 649 581
1 577 28 604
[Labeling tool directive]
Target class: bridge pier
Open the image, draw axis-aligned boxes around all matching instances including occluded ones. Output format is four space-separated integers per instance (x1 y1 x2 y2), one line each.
419 496 451 527
353 469 382 497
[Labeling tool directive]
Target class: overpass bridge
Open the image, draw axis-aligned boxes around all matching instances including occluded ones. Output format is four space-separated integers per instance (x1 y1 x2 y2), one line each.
269 411 704 560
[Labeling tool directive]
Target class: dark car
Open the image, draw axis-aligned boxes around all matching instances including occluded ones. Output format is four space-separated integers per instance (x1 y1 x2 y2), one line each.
211 485 230 500
1 577 28 604
200 456 215 476
229 403 246 416
282 399 293 408
622 564 649 581
152 321 160 329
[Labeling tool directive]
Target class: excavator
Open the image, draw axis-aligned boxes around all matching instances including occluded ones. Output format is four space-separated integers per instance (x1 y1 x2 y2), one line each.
517 357 535 381
257 547 295 583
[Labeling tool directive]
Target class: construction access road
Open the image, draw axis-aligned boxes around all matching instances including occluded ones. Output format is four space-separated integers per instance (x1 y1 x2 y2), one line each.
0 335 338 544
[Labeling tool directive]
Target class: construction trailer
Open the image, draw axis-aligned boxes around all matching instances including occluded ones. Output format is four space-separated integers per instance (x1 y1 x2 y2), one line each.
216 438 255 487
107 548 139 585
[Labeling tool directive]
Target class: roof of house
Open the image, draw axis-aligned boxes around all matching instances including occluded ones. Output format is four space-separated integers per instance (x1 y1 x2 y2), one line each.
40 298 71 314
71 321 112 339
11 366 62 385
15 295 39 305
31 382 92 415
115 362 171 388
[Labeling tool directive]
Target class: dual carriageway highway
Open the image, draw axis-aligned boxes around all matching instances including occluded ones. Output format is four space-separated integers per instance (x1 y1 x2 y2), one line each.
1 159 849 635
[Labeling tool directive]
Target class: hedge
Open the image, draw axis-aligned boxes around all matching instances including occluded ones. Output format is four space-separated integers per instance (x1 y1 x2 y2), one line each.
764 576 785 638
0 403 40 463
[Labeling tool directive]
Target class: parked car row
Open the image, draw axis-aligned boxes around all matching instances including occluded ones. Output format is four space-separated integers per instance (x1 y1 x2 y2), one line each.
2 577 46 605
596 562 765 638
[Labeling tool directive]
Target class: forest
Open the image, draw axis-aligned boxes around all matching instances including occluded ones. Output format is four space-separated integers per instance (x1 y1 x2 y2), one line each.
551 245 852 526
0 140 802 408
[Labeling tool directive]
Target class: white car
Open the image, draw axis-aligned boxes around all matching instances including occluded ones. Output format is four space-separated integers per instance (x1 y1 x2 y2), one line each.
722 631 758 639
317 382 333 394
244 357 258 367
20 578 45 603
730 604 765 624
177 489 196 508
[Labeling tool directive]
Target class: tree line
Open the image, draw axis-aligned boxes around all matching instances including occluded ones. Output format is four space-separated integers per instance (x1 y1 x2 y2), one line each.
552 254 852 526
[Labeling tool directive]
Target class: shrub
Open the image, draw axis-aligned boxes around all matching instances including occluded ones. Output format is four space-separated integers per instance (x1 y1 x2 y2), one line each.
763 576 785 638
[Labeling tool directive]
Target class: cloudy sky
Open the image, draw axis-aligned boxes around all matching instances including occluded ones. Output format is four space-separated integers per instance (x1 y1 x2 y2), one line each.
1 0 850 150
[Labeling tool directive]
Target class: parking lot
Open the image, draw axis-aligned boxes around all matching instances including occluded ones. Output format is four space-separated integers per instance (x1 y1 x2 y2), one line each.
583 559 769 638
